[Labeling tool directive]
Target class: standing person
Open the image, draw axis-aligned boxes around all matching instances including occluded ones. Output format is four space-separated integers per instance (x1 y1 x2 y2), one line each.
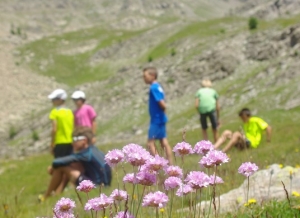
195 79 220 142
214 108 272 152
46 89 74 198
48 89 74 157
143 67 173 164
71 90 97 143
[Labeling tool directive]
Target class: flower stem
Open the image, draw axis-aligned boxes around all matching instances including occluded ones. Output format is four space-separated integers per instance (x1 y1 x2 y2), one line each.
212 165 218 218
168 190 174 218
181 156 185 218
247 176 250 203
198 189 202 218
156 208 159 218
135 185 146 217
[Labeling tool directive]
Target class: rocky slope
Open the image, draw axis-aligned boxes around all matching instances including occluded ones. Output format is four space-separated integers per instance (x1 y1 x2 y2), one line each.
1 0 300 158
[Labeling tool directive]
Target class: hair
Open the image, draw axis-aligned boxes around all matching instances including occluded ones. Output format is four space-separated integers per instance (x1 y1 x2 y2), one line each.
72 126 94 144
201 79 212 88
143 67 158 79
239 108 251 117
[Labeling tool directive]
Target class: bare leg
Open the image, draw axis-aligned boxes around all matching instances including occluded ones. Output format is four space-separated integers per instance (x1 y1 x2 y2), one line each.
212 128 219 143
55 162 84 194
222 132 243 153
147 139 158 156
214 130 232 149
160 138 173 165
44 166 82 199
202 129 208 140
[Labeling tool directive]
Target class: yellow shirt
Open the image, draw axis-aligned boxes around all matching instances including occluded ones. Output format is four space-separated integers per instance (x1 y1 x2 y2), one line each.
244 117 268 148
49 107 74 144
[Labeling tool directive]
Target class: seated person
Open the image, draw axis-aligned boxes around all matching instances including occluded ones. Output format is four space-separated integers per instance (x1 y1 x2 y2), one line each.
214 108 272 152
42 126 111 199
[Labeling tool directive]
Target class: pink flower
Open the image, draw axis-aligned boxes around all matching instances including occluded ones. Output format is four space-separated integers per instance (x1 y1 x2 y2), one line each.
136 171 156 186
114 211 135 218
104 149 124 167
144 155 169 172
199 150 229 168
142 191 169 208
123 173 137 184
238 162 259 177
54 197 75 218
123 144 151 166
76 180 95 193
110 189 128 201
84 194 113 211
173 142 193 156
209 175 224 185
164 177 182 190
185 171 210 189
165 166 183 178
194 140 214 155
176 184 194 197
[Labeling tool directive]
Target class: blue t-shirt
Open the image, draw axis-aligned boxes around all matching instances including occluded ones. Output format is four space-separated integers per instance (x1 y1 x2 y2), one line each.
149 82 168 124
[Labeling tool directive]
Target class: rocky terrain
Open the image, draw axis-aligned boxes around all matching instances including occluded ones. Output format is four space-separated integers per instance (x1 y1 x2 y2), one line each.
1 0 300 158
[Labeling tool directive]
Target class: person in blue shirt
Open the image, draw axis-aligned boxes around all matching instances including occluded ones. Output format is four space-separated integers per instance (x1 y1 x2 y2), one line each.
40 127 111 200
143 67 173 164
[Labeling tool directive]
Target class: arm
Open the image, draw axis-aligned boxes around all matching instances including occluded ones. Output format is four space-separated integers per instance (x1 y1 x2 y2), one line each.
266 125 272 142
216 100 220 121
50 120 57 153
195 98 199 112
158 100 167 112
52 151 89 168
92 119 97 135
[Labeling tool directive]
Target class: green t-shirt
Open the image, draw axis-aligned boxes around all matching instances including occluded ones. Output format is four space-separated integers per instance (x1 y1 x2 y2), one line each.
195 88 219 114
49 107 74 144
244 117 268 148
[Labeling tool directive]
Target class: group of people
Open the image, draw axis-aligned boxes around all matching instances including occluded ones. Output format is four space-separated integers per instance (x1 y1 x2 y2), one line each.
41 66 272 200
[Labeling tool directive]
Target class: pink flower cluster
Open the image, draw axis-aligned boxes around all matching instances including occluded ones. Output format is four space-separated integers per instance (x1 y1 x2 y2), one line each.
104 149 124 167
194 140 214 155
84 194 113 211
142 191 169 208
54 197 75 218
165 166 183 178
76 180 95 193
238 162 259 177
185 171 210 189
114 211 135 218
164 177 182 190
173 142 193 156
122 144 151 166
144 155 169 172
199 150 230 168
176 184 194 197
110 189 128 201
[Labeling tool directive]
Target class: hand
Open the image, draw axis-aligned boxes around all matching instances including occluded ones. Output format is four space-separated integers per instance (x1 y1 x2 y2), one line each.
92 137 96 145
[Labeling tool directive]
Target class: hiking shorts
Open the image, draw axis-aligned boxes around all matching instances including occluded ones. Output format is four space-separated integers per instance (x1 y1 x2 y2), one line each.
54 143 73 158
148 123 167 140
200 111 218 130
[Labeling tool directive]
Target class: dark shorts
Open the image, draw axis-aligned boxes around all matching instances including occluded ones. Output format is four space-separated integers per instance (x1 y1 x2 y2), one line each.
148 123 167 140
200 111 218 130
54 143 73 158
235 138 251 150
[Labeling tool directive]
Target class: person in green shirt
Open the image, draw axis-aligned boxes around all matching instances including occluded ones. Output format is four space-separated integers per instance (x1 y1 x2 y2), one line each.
195 79 220 142
214 108 272 152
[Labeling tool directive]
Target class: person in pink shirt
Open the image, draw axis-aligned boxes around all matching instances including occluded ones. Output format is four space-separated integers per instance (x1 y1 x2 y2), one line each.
71 91 97 142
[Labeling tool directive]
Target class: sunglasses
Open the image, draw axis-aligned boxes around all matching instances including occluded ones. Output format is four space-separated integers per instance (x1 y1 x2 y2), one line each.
73 136 86 142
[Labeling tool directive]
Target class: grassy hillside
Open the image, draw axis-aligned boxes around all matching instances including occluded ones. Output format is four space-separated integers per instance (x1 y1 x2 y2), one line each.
3 1 300 215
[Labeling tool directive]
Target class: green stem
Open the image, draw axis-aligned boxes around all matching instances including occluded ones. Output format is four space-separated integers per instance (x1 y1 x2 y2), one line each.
169 190 174 218
181 156 185 218
247 176 250 203
198 189 202 218
135 186 146 217
193 190 197 218
156 207 159 218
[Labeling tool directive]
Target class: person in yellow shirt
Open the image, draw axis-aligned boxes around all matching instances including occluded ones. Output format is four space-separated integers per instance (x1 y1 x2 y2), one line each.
48 89 74 157
214 108 272 152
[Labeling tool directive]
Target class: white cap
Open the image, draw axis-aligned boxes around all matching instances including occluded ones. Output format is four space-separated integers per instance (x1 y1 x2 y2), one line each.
71 90 86 99
48 89 67 100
